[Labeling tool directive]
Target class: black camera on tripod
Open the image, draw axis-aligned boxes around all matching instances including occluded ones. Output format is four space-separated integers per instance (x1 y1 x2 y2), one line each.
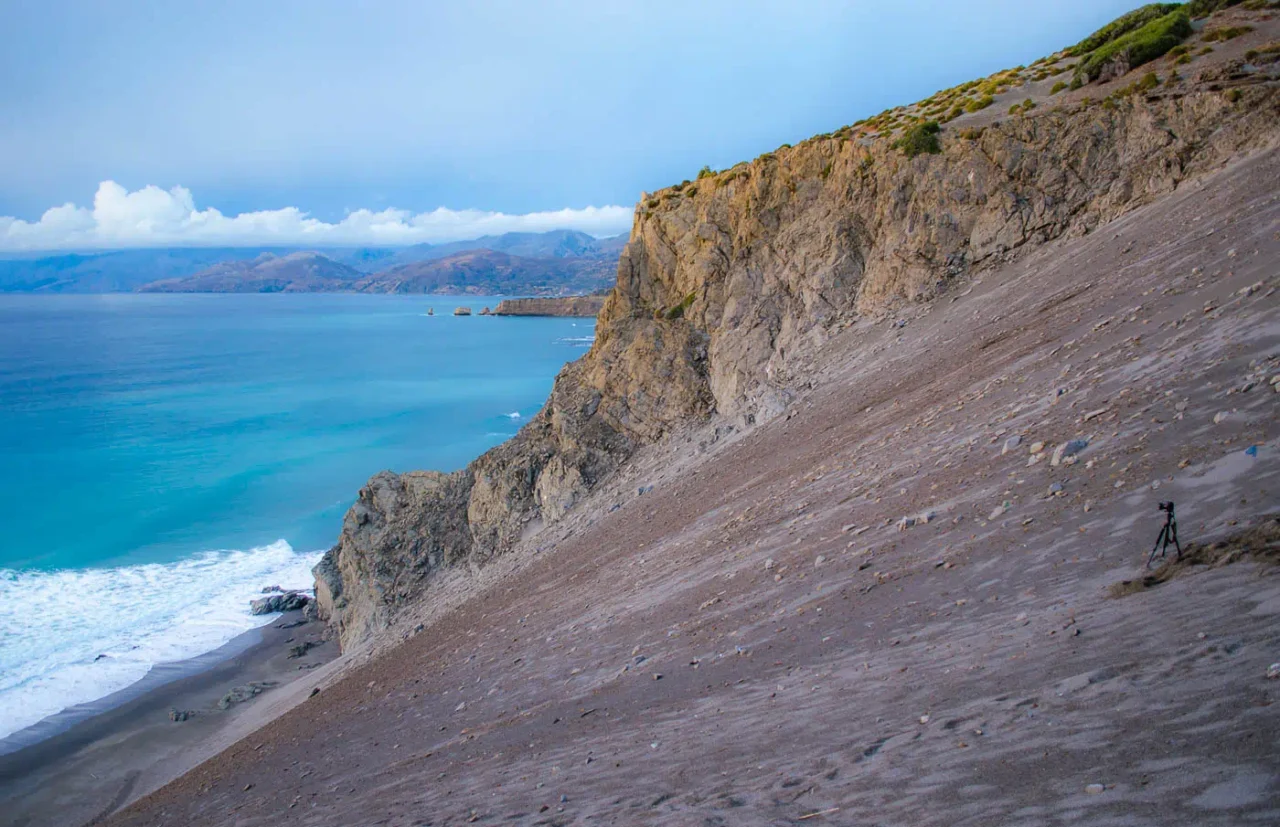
1158 501 1174 513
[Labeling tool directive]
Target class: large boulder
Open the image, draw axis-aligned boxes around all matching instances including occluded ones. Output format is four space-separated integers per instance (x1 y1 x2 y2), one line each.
249 591 311 615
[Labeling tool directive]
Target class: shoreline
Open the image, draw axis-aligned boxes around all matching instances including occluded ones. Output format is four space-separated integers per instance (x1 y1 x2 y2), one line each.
0 623 267 757
0 609 338 827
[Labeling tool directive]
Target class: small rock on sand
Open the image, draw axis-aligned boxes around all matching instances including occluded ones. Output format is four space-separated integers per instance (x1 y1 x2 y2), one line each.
1085 783 1105 795
1029 441 1046 455
1051 439 1088 466
1002 435 1022 455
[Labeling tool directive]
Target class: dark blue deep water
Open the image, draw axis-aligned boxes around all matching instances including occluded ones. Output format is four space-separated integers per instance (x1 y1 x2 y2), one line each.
0 293 594 738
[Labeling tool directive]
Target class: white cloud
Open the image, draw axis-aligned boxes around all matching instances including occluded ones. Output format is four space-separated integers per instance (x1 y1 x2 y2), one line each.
0 181 634 252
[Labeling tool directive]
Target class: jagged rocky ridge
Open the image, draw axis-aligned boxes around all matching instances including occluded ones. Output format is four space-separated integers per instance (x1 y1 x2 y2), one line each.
315 70 1280 649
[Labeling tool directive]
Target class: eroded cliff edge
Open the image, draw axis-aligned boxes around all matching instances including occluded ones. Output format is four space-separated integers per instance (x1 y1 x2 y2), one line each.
316 69 1280 649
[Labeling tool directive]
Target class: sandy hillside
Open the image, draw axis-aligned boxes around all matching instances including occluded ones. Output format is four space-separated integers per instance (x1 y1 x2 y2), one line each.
101 114 1280 826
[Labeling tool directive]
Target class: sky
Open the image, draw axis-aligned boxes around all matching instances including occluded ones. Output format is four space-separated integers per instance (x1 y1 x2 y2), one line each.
1 0 1149 251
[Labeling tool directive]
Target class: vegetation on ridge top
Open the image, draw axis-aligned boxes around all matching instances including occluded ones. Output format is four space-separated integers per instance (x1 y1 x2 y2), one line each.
1075 8 1192 80
1066 4 1182 57
654 1 1268 197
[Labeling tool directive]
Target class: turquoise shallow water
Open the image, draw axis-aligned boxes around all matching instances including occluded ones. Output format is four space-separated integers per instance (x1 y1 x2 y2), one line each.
0 293 593 739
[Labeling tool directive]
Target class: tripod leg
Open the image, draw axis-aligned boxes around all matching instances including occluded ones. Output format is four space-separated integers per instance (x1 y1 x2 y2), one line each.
1171 520 1183 560
1149 525 1168 568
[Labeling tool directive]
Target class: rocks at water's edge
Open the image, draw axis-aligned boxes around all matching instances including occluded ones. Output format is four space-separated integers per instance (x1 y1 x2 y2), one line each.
217 681 278 710
250 591 312 615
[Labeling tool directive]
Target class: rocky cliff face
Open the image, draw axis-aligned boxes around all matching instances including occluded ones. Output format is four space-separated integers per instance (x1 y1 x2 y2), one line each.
316 72 1280 648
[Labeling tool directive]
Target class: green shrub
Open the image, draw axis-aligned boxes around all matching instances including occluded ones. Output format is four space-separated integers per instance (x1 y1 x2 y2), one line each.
1202 25 1254 42
965 94 995 112
1070 74 1085 90
1076 9 1192 81
664 291 696 321
1199 45 1215 54
1067 4 1181 56
1117 71 1161 97
1226 88 1243 102
1175 53 1193 64
1051 80 1068 94
1184 0 1246 18
895 121 942 157
697 165 715 180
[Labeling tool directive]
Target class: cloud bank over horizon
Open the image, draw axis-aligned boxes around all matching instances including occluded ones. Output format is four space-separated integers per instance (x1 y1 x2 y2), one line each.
0 181 634 253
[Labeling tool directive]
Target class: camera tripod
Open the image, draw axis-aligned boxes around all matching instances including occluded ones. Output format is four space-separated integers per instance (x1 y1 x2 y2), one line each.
1147 501 1184 569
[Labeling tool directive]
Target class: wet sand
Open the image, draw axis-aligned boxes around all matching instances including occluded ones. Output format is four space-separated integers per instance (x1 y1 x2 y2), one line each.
0 610 339 827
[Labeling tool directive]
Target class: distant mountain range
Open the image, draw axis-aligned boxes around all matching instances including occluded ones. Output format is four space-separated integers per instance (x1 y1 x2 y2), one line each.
0 230 628 295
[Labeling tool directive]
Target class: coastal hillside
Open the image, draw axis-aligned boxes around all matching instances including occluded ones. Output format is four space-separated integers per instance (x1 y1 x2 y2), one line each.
379 230 628 268
354 249 613 296
138 252 364 293
0 230 627 294
136 247 617 295
312 2 1280 649
94 4 1280 825
108 98 1280 827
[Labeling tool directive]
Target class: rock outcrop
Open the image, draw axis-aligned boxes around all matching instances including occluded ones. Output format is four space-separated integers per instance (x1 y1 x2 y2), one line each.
249 591 311 615
493 295 607 317
316 69 1280 648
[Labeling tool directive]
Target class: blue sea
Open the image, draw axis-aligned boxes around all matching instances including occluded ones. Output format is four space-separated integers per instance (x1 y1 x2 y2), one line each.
0 294 594 740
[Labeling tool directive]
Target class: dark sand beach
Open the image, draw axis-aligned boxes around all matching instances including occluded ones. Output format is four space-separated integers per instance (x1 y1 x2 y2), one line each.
0 610 338 827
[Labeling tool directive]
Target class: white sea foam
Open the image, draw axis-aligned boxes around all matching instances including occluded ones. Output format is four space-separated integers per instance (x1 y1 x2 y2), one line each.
505 411 521 420
0 540 321 740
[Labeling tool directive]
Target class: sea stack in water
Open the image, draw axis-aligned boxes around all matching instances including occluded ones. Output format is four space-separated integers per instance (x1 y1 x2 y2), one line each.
453 306 472 316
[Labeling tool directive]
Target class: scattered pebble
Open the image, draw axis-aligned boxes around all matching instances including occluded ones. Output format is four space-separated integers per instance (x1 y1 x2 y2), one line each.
1051 439 1088 466
1267 663 1280 680
1085 783 1105 795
